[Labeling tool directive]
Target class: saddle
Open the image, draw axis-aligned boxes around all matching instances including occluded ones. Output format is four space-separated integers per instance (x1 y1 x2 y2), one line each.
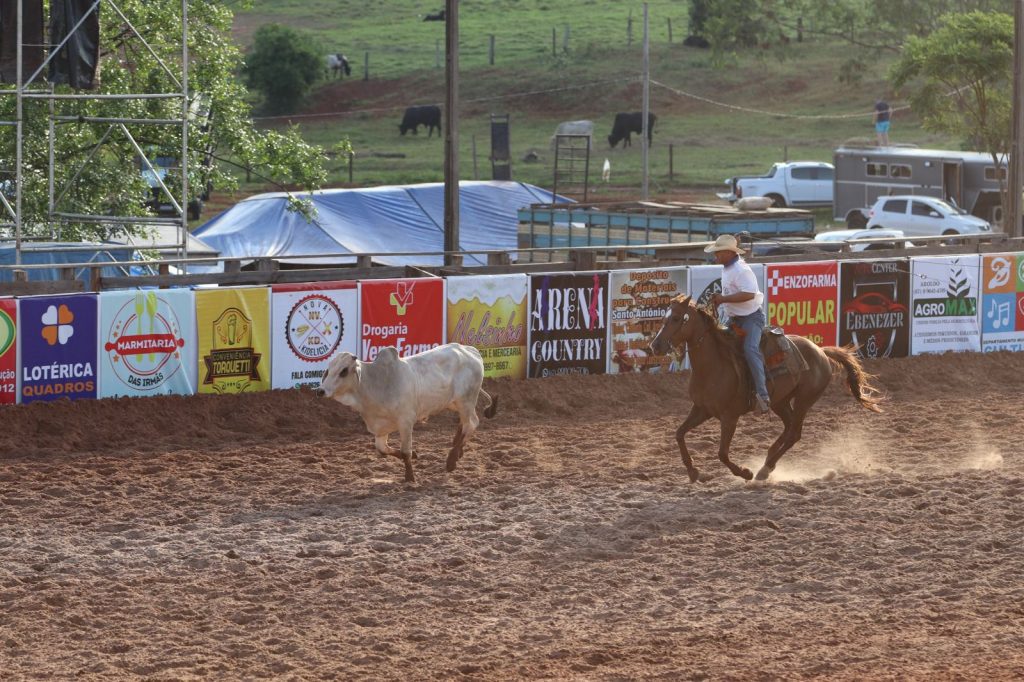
724 324 809 393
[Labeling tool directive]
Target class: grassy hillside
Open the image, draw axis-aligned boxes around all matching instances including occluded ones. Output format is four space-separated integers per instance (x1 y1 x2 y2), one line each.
229 0 958 206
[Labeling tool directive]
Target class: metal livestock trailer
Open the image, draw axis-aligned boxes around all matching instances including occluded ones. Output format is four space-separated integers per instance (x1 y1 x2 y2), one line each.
833 145 1005 228
518 201 815 262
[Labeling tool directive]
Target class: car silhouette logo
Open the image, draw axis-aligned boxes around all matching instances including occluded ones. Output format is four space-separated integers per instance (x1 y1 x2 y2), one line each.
845 292 907 316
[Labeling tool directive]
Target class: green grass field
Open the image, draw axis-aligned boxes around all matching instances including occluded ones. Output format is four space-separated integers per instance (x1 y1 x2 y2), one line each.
228 0 960 212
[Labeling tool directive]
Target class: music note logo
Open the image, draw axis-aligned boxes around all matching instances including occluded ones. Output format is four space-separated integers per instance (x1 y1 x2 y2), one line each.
987 298 1011 330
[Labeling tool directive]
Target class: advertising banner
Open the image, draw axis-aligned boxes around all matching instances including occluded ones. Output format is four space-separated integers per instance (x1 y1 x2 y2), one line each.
838 259 910 358
910 255 981 355
98 289 197 398
765 261 838 346
980 253 1024 352
528 272 608 378
689 262 766 316
607 266 688 373
271 281 359 389
446 274 527 379
19 294 98 403
196 287 271 394
0 299 17 404
361 278 445 361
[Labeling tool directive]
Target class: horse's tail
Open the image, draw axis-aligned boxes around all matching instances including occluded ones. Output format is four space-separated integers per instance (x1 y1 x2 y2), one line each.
822 345 884 413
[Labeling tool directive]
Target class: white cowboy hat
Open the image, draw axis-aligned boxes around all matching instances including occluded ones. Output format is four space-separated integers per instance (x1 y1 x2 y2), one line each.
704 234 746 254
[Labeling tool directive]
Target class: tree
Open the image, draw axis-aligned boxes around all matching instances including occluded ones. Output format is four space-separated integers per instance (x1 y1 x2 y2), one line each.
890 11 1013 205
0 0 331 242
244 24 324 115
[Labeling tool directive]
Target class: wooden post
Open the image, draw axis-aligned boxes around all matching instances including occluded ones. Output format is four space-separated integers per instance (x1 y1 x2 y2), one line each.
669 143 674 181
89 267 102 292
436 39 441 69
225 260 242 274
641 3 649 199
563 24 569 53
489 34 495 65
59 266 74 281
12 269 26 282
158 262 170 289
487 252 511 266
363 51 369 81
356 254 373 269
1010 0 1024 237
627 9 633 46
783 144 788 162
444 0 460 266
348 152 354 183
552 27 556 57
667 17 672 43
797 17 803 42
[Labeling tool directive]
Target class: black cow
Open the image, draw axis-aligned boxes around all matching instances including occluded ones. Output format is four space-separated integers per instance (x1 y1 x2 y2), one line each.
607 112 656 149
399 105 442 137
424 9 445 21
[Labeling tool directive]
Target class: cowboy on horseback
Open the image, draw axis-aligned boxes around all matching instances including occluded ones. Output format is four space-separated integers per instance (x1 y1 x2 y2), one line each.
706 234 771 416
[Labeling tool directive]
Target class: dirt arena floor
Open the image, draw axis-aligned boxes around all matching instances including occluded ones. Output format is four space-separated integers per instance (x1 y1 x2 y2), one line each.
2 351 1024 680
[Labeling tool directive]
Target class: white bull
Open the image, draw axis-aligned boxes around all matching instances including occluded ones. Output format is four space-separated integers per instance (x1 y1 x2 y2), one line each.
318 343 498 483
550 119 594 151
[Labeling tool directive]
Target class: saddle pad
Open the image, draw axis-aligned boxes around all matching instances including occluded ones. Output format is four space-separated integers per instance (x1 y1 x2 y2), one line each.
763 329 808 380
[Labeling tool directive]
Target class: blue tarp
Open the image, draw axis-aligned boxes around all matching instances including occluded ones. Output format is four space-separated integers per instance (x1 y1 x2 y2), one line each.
192 181 568 268
0 242 151 284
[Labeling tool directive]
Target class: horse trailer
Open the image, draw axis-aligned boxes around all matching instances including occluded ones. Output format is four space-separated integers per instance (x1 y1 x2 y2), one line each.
833 145 1005 229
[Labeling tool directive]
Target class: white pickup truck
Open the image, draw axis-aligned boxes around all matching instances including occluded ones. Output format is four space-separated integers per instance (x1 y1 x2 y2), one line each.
718 161 834 208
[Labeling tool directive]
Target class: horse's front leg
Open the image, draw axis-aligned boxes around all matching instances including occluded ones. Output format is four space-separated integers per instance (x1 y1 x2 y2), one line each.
718 415 753 480
676 405 711 483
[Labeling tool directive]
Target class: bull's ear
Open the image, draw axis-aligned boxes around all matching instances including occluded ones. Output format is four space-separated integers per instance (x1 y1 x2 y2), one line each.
339 367 349 378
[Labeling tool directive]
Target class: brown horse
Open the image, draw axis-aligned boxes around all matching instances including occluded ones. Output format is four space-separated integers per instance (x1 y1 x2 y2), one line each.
650 295 882 482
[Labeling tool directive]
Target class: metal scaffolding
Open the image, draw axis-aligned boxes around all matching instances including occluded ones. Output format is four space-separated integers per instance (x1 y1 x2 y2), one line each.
0 0 192 268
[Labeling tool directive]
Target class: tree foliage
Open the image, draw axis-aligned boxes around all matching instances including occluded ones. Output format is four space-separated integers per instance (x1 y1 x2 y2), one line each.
890 11 1013 198
0 0 330 242
244 24 324 115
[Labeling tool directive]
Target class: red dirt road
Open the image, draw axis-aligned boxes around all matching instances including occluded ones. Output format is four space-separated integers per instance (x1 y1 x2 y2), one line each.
2 352 1023 679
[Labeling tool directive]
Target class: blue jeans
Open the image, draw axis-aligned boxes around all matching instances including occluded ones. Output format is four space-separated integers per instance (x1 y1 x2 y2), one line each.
730 309 769 400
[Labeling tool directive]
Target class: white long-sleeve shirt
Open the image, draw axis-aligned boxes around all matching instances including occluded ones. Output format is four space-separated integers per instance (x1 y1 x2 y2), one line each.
720 258 763 317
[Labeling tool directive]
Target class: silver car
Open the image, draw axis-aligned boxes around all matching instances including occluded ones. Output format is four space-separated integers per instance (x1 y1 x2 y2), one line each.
865 195 992 236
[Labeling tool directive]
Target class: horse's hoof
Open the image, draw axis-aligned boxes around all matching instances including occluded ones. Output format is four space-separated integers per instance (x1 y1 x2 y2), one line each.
445 452 459 472
739 468 754 481
687 468 699 483
755 467 772 481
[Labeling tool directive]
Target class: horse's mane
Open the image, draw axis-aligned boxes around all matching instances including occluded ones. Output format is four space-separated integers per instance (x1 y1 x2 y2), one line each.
673 295 732 347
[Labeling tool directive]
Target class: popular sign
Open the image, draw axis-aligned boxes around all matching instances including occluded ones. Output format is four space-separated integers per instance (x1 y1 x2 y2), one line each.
19 294 98 403
766 261 838 346
838 259 910 358
361 278 445 361
0 298 16 404
980 253 1024 352
99 289 197 398
608 267 688 374
910 255 981 355
528 272 608 378
446 274 527 379
196 287 272 394
271 282 359 389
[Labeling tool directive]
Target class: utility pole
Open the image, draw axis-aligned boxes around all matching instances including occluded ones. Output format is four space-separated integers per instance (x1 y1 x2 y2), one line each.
1010 0 1024 238
641 3 650 200
444 0 459 264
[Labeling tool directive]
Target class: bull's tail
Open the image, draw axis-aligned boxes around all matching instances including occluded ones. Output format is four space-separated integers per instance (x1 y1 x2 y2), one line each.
822 345 884 413
479 389 499 419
